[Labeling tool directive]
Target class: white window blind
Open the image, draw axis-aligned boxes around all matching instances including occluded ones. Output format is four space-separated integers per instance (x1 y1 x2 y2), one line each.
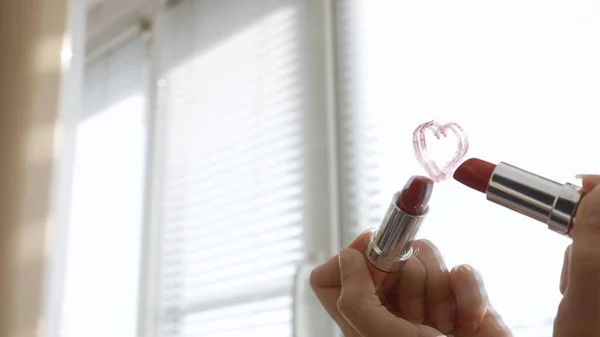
59 36 147 337
335 1 600 336
154 1 334 336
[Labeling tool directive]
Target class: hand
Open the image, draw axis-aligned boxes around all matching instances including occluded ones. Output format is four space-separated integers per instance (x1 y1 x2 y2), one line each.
555 175 600 337
310 233 512 337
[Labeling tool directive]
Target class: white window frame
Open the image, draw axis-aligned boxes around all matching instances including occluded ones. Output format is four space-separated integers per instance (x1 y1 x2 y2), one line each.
43 0 87 336
45 0 156 336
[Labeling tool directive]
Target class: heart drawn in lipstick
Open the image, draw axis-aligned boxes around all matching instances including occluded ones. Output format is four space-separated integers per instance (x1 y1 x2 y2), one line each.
413 120 469 183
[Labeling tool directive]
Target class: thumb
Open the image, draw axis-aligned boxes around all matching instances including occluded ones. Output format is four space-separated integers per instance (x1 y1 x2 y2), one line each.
570 181 600 261
555 182 600 336
563 182 600 302
337 248 420 337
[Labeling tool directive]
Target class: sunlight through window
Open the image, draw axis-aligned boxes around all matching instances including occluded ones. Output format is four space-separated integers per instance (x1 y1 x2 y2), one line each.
336 1 600 335
59 38 147 337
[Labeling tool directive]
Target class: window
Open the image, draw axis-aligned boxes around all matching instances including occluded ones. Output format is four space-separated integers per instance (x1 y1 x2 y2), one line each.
335 1 600 335
51 1 600 337
152 1 334 336
58 36 147 337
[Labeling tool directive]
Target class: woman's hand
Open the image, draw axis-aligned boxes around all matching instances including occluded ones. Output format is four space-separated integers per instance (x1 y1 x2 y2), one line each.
555 175 600 337
310 233 512 337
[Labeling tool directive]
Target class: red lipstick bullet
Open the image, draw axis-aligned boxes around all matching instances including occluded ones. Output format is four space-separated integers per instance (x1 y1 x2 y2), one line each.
396 175 434 216
366 175 434 273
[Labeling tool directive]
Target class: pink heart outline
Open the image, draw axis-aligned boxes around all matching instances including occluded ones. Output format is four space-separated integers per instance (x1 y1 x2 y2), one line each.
412 120 469 183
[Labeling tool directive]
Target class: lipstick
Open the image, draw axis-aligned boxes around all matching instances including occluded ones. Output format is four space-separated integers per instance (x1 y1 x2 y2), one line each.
366 175 434 273
453 158 582 235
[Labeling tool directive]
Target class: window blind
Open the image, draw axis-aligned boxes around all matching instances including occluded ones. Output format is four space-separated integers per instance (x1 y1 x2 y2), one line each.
334 1 600 335
59 36 147 337
155 1 317 336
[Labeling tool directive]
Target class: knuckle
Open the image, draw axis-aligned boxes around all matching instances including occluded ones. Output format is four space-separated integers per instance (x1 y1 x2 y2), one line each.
336 293 364 317
336 295 347 314
414 239 437 253
336 294 352 314
414 240 447 269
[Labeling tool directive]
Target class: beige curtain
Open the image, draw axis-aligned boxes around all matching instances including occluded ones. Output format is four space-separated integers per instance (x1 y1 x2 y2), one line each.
0 1 68 336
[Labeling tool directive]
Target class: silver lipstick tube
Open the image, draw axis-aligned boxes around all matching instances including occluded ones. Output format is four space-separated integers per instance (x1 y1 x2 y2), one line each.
365 192 428 273
487 162 582 235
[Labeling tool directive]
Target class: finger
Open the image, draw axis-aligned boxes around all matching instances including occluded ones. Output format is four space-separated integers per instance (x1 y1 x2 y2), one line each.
559 245 572 295
562 183 600 324
338 248 418 337
309 231 372 337
569 183 600 291
450 264 488 333
310 230 371 288
580 174 600 193
414 239 454 333
394 256 427 323
311 255 361 337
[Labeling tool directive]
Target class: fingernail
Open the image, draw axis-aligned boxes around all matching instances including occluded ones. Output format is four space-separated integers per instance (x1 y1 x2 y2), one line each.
434 301 454 333
408 298 424 322
361 227 376 235
575 174 600 179
463 320 479 333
